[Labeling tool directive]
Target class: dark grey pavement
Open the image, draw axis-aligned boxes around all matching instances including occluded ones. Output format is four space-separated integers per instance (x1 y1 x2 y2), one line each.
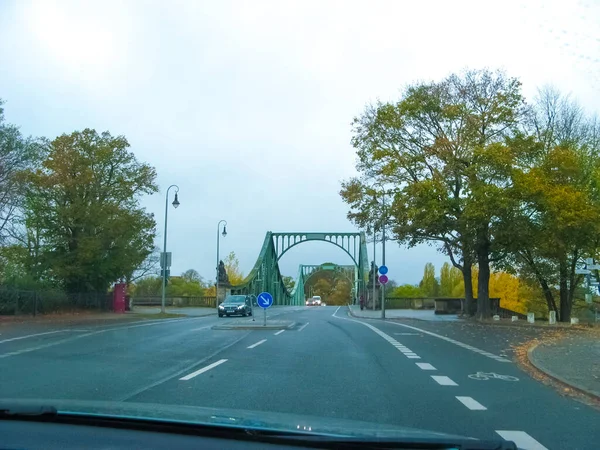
1 305 598 449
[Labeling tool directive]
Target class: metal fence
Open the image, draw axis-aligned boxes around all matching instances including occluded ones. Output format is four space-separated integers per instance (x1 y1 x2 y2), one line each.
131 296 217 308
0 288 112 316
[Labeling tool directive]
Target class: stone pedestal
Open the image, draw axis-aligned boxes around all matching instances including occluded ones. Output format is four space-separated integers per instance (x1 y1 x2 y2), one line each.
217 283 232 303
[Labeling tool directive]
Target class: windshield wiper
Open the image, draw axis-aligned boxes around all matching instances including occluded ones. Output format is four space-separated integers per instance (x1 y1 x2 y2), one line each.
0 403 57 418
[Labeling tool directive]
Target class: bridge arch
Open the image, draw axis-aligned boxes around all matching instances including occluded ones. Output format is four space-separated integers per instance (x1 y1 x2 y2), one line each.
230 231 369 306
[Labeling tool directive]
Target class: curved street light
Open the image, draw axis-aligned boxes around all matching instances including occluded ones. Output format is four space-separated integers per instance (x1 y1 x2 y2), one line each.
216 220 227 307
161 185 180 314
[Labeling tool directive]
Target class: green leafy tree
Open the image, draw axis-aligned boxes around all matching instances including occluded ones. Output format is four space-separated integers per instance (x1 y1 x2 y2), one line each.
167 276 205 297
499 88 600 321
224 251 245 285
181 269 201 283
419 263 440 297
0 99 43 261
282 275 295 290
22 129 158 293
439 262 463 297
341 69 526 318
391 284 424 298
130 276 162 296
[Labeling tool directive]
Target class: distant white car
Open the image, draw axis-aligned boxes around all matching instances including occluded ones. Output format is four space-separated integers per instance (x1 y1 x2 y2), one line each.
312 296 322 306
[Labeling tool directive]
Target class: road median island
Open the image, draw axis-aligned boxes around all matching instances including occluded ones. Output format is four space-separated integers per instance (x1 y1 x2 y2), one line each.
212 319 296 330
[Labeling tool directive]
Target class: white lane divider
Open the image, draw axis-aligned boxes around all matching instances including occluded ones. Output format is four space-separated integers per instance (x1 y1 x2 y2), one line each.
247 339 267 349
495 431 548 450
386 321 510 363
416 363 437 370
179 359 228 380
298 322 309 332
431 375 458 386
0 330 73 344
456 396 487 410
274 330 285 335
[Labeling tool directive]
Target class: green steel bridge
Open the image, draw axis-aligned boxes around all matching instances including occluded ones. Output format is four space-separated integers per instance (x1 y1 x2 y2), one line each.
230 232 370 305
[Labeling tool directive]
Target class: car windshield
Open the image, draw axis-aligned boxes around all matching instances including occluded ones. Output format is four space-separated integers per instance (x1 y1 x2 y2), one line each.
223 296 246 304
0 3 598 449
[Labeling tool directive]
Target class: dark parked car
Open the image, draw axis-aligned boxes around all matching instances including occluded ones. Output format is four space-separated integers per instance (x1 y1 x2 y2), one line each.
218 295 253 317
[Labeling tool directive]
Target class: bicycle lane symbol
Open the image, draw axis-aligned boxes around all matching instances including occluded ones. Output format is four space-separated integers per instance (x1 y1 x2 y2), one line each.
468 372 519 381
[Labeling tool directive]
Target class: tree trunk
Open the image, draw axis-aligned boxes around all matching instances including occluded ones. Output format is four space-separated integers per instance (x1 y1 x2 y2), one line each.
558 259 571 323
538 277 558 316
475 227 491 320
463 259 474 316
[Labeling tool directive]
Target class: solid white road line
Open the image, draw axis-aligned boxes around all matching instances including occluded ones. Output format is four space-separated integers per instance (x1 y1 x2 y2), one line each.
0 317 200 359
416 363 437 370
431 375 458 386
298 322 309 332
456 396 487 410
0 330 73 344
179 359 228 380
333 306 341 316
495 431 548 450
331 309 422 359
274 330 285 335
386 321 511 362
247 339 267 349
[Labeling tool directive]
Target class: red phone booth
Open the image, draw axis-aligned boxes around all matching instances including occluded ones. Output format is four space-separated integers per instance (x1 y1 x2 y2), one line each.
113 283 127 313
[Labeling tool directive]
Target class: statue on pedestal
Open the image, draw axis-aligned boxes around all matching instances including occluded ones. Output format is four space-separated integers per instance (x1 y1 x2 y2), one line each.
218 260 229 284
368 260 379 285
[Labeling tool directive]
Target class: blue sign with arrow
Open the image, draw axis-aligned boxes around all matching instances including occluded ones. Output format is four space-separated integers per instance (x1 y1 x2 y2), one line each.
378 265 388 275
257 292 273 308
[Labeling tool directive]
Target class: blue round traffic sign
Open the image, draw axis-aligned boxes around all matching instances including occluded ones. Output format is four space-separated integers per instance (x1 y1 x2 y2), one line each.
379 265 388 275
257 292 273 308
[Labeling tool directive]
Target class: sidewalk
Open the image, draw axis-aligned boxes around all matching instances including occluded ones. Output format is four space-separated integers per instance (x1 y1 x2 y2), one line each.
348 305 461 322
528 333 600 400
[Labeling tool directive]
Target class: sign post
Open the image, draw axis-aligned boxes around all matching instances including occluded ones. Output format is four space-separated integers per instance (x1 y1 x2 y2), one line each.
257 292 273 326
378 265 389 318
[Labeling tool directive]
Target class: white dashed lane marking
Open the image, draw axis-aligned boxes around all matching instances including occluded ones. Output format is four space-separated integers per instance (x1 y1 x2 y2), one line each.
247 339 267 349
274 330 285 335
495 431 548 450
416 363 437 370
431 375 458 386
179 359 228 381
456 396 487 410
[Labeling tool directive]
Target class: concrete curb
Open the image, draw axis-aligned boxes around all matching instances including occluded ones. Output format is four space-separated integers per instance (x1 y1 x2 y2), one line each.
211 321 297 331
527 341 600 401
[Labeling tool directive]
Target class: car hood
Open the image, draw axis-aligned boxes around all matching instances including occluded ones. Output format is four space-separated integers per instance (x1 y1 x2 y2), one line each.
0 398 476 441
221 302 244 306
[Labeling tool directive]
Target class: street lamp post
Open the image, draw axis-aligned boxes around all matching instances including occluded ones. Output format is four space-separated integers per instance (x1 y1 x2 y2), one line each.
161 185 180 314
381 191 387 319
368 225 377 311
216 220 227 307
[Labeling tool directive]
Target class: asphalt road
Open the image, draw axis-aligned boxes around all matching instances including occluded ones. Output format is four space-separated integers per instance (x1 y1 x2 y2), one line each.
1 306 598 449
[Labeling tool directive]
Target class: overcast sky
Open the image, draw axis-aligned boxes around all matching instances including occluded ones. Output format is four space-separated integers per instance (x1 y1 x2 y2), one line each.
1 0 599 286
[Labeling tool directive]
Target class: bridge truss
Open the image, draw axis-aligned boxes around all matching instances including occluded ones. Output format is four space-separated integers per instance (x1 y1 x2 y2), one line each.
230 232 369 305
